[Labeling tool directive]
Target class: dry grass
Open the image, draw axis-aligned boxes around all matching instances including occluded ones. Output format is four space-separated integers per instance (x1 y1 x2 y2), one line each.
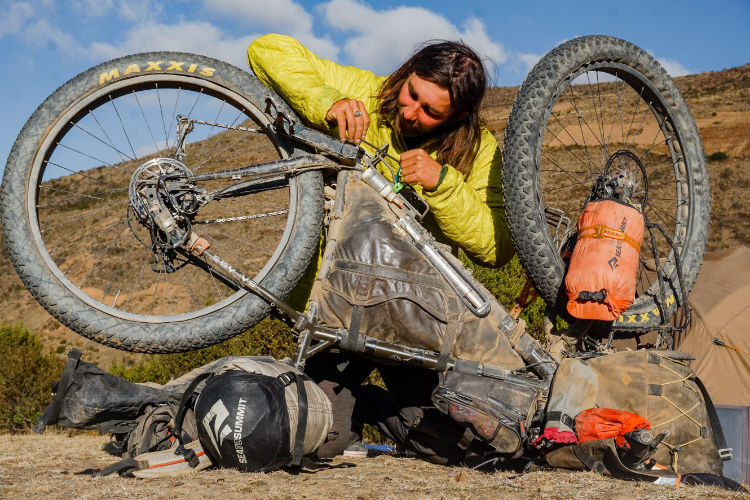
0 433 744 499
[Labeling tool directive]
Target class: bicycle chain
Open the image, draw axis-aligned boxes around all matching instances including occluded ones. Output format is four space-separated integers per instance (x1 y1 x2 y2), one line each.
184 117 266 134
194 210 289 224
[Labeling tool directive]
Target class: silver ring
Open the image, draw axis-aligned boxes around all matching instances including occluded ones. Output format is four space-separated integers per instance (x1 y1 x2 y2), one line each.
353 110 362 117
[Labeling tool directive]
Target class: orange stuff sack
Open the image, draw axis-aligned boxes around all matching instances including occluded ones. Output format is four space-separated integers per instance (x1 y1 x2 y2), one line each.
575 408 651 447
565 199 644 321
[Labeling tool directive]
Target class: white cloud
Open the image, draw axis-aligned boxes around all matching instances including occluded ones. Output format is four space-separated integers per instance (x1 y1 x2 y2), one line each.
0 2 35 37
657 57 691 77
515 52 541 73
318 0 507 75
88 21 256 69
205 0 339 60
21 19 82 53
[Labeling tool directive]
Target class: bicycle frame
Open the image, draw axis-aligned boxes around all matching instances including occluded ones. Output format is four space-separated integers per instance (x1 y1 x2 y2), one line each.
142 99 556 393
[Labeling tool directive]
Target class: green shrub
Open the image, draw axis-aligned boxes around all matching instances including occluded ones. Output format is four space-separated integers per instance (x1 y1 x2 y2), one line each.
0 324 64 431
708 151 729 162
463 254 549 341
110 317 295 384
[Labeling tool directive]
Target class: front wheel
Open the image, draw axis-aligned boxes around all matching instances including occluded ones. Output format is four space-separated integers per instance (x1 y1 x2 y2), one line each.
1 52 324 353
503 36 710 330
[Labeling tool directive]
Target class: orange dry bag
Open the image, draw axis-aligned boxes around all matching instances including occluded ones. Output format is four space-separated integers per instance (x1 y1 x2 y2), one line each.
575 408 651 447
565 199 644 321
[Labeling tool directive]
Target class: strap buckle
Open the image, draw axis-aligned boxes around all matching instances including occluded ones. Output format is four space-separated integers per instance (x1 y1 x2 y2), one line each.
719 448 733 461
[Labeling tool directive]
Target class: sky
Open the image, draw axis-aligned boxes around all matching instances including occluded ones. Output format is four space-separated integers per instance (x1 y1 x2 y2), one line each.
1 0 748 169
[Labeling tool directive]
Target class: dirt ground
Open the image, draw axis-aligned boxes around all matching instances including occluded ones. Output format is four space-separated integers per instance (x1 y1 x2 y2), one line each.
0 433 744 499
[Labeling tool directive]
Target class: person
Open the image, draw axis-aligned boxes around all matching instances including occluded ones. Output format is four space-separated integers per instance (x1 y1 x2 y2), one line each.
247 34 515 464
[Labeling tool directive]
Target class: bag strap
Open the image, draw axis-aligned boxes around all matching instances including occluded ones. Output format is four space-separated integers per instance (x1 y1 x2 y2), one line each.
172 372 214 468
571 445 606 474
93 458 145 477
693 376 732 461
34 348 82 433
278 371 309 468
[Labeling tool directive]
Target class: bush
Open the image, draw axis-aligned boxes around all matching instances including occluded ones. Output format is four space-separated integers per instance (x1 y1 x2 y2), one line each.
463 254 549 341
0 324 64 431
708 151 729 162
109 317 295 384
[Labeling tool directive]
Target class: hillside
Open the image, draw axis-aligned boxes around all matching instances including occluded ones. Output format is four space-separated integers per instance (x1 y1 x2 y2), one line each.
0 64 748 367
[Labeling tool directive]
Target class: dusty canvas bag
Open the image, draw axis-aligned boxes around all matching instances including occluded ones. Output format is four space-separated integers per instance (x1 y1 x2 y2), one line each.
542 349 727 475
309 171 525 371
308 171 547 453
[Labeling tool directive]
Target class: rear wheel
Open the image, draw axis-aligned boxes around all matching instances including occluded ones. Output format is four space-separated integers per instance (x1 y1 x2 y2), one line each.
1 52 324 352
503 36 710 330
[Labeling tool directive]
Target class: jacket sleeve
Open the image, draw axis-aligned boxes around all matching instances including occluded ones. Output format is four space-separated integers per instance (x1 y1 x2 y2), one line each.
420 129 515 267
247 33 381 129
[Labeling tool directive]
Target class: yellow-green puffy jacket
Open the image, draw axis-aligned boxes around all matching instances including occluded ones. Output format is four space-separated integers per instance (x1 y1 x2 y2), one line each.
247 33 514 267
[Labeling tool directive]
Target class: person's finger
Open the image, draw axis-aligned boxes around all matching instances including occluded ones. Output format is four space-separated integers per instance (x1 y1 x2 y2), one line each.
342 105 358 143
335 109 347 141
351 101 365 142
360 105 370 140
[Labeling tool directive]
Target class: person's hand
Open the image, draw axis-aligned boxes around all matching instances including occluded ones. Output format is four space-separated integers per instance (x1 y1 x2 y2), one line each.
325 98 370 143
399 149 442 190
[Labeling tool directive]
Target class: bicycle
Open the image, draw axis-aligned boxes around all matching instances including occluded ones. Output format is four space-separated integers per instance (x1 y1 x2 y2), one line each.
1 35 708 358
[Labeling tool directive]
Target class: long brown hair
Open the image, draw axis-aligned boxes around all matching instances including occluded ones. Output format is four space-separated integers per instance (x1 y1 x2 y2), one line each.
377 41 487 175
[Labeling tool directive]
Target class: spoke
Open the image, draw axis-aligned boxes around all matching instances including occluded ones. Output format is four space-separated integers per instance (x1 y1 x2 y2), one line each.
166 87 182 157
540 168 590 174
204 194 289 217
40 200 130 232
644 132 669 160
623 87 644 148
567 84 611 157
156 84 169 152
162 263 175 314
109 95 138 161
178 262 200 311
194 139 276 176
626 100 654 152
86 109 131 164
205 228 275 260
645 202 679 231
123 249 154 310
585 72 609 159
595 72 607 148
604 71 620 148
193 108 248 173
42 159 113 185
79 229 131 289
565 85 599 171
100 233 132 305
54 142 130 174
541 153 595 189
40 185 108 201
68 217 128 245
542 177 596 195
543 123 596 174
202 230 265 273
133 90 161 156
549 112 596 174
202 253 225 303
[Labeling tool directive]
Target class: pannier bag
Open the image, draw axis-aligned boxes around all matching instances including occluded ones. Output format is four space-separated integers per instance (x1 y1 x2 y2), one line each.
431 369 539 454
540 349 728 475
565 199 644 320
310 170 525 371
